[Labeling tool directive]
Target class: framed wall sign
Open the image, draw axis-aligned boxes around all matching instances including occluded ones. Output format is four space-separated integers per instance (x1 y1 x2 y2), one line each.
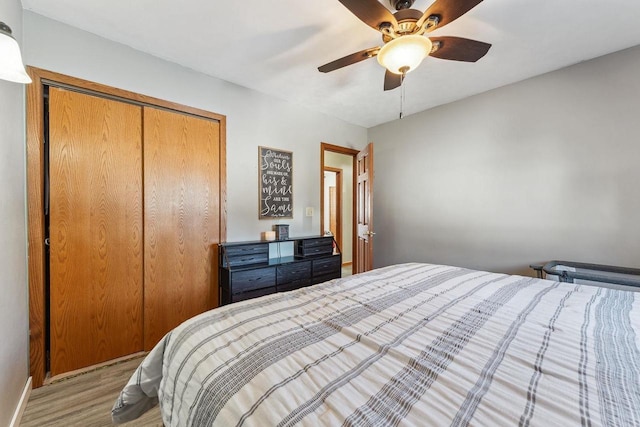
259 146 293 219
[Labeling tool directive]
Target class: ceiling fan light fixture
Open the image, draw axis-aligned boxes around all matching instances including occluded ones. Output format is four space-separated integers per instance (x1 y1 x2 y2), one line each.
0 21 31 84
377 35 432 75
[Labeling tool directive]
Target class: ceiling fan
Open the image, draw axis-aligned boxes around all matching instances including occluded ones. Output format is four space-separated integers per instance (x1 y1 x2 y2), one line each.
318 0 491 91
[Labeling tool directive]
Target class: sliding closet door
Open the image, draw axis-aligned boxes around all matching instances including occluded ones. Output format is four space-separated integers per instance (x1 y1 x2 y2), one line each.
143 107 221 349
49 88 143 376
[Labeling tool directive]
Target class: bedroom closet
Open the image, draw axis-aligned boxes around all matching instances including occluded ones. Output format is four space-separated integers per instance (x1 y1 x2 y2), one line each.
27 69 226 385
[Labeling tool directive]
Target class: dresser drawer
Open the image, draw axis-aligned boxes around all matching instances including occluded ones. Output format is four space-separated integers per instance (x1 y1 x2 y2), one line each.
231 267 276 294
232 286 276 303
300 237 333 248
297 244 332 257
277 261 311 284
295 237 333 257
312 256 341 277
222 243 269 267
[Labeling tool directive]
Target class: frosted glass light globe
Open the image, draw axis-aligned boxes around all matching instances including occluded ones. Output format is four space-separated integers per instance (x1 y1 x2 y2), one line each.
0 22 32 84
377 35 432 75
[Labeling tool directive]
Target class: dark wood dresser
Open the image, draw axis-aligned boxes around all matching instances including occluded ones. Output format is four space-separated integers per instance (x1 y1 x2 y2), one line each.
219 236 341 305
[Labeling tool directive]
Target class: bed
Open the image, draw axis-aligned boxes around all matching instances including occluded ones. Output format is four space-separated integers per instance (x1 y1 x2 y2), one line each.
112 263 640 426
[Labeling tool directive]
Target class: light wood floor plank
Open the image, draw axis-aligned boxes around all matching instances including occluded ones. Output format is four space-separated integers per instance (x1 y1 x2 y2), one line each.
21 357 163 426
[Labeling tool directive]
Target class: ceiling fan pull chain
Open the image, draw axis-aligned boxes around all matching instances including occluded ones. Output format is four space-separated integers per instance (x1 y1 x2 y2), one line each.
399 72 406 119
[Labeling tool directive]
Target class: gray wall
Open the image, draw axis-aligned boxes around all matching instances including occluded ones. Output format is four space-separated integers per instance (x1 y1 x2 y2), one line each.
22 12 368 242
369 45 640 275
0 0 30 424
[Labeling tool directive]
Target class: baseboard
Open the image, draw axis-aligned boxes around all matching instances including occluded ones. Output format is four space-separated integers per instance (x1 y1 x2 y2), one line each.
342 261 352 267
45 351 146 385
10 376 32 427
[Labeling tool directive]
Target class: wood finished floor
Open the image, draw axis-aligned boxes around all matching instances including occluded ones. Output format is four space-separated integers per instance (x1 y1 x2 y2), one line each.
21 357 163 427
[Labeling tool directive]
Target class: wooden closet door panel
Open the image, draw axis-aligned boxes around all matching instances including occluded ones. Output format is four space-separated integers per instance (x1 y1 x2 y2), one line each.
144 107 221 349
49 88 143 376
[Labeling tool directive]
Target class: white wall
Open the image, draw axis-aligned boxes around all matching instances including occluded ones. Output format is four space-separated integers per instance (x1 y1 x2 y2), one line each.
22 12 368 242
369 45 640 276
324 151 354 263
0 0 30 424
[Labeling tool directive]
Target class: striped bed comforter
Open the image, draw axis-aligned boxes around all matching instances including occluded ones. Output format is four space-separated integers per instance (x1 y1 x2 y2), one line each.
112 263 640 426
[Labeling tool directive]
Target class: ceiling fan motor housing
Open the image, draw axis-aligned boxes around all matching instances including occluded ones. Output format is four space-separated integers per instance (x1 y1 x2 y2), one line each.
389 0 415 11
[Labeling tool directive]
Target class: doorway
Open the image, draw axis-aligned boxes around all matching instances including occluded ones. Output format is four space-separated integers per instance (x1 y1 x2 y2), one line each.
323 167 343 268
321 143 357 275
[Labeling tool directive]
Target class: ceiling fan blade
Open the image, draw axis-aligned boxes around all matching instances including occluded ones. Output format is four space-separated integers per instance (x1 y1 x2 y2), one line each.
338 0 398 31
418 0 483 32
428 36 491 62
384 70 402 91
318 47 380 73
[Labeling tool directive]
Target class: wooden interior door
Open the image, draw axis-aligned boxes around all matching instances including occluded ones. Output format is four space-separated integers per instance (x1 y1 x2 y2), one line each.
355 143 374 274
143 106 221 349
49 88 143 376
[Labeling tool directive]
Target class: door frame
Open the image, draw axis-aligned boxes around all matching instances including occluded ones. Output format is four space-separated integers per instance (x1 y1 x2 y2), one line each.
25 67 227 387
320 143 359 271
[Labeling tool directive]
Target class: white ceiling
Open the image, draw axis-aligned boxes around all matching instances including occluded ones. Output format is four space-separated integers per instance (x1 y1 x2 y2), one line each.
21 0 640 128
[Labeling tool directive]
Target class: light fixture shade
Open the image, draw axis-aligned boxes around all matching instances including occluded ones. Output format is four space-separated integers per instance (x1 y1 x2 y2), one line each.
377 35 432 75
0 22 32 84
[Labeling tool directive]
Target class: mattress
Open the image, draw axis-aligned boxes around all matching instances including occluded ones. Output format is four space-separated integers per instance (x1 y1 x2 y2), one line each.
112 263 640 426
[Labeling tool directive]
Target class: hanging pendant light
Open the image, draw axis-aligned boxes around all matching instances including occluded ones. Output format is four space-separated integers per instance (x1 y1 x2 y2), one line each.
0 21 32 84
